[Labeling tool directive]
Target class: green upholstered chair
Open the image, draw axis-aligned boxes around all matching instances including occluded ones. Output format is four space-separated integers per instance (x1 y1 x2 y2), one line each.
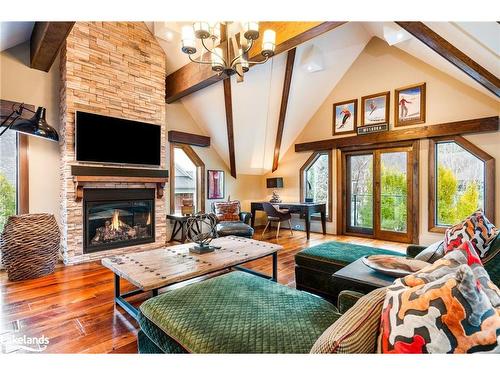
137 271 342 354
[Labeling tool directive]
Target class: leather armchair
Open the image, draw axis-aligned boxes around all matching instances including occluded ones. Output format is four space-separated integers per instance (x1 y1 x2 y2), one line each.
211 201 254 238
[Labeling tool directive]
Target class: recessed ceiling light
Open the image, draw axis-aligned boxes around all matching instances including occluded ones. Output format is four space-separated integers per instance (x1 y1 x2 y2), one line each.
383 25 412 46
301 45 324 73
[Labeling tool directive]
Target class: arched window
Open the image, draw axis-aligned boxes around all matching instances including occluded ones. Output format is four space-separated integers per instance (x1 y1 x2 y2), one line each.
169 143 205 215
429 136 495 232
300 150 332 221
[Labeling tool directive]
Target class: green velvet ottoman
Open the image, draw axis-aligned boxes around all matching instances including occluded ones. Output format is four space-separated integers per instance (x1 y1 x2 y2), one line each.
295 241 404 302
137 271 340 353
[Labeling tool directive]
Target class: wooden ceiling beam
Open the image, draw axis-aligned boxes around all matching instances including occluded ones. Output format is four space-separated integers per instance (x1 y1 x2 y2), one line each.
30 22 75 72
165 22 346 103
294 116 499 152
272 48 296 172
168 130 210 147
396 22 500 97
223 77 237 178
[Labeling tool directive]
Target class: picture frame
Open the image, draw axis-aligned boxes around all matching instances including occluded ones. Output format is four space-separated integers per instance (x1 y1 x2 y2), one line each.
207 170 224 199
333 99 357 136
394 82 426 127
360 91 390 127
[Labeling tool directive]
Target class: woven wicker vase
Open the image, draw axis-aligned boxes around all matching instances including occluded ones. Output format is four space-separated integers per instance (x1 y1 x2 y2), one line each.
0 213 61 281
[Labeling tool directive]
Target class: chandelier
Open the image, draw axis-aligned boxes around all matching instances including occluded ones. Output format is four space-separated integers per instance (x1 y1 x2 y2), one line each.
181 22 276 82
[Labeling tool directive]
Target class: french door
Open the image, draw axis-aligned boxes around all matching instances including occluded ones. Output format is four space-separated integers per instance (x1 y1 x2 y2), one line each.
340 142 418 243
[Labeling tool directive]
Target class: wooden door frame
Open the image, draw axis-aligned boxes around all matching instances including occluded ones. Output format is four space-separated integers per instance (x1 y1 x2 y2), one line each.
337 140 419 244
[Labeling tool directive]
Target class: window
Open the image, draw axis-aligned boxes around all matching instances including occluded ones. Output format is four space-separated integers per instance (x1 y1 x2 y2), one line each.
169 143 205 215
300 150 332 220
0 130 18 231
0 100 29 231
429 136 494 232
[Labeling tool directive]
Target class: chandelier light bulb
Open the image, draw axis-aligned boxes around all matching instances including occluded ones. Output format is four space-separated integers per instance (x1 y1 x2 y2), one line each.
242 22 259 40
261 29 276 57
193 22 211 39
181 25 196 54
211 47 225 72
239 49 249 72
211 23 221 40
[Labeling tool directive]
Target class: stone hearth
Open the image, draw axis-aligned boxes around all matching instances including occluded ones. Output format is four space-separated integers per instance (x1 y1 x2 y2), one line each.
58 22 167 264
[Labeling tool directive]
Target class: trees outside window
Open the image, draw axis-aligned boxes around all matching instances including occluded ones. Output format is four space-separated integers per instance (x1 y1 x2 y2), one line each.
429 136 494 232
300 151 332 220
0 130 17 231
169 144 205 215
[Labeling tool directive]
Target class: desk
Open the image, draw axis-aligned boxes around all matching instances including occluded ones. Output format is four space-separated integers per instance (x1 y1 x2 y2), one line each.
250 202 326 240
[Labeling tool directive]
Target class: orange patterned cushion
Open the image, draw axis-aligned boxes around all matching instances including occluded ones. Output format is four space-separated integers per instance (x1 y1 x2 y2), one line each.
444 210 498 258
214 201 240 222
378 243 500 353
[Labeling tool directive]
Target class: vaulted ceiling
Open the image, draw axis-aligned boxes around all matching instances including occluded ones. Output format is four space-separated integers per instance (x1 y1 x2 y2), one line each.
1 21 498 176
151 21 499 175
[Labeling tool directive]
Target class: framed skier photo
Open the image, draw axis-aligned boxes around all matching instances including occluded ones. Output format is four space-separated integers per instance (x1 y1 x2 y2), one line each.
394 82 426 127
333 99 357 135
361 91 390 127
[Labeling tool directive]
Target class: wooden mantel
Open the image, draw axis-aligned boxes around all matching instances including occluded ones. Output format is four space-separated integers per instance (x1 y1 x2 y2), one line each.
71 165 169 201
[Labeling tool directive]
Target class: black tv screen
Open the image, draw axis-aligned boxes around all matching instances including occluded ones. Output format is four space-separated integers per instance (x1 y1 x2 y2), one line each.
75 111 161 166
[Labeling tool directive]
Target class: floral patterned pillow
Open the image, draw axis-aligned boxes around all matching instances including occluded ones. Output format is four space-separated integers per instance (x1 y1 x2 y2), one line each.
213 201 240 222
378 242 500 354
444 210 498 258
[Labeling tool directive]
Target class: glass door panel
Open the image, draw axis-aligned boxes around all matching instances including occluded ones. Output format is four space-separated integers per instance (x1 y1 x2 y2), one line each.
346 153 374 234
380 151 408 233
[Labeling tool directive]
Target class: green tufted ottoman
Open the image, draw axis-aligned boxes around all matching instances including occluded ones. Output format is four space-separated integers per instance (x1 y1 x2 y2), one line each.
295 241 404 302
137 271 340 353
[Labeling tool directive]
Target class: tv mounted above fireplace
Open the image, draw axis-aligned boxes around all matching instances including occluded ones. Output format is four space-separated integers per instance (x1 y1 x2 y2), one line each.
75 111 161 166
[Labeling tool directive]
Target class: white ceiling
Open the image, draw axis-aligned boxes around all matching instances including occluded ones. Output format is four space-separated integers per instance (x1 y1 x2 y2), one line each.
180 23 372 174
0 22 34 52
362 22 500 100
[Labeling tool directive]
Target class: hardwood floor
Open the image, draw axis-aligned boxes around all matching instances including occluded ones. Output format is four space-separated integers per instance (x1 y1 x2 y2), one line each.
0 230 407 354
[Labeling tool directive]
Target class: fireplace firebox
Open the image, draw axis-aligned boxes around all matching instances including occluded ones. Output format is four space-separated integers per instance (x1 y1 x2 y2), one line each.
83 189 155 253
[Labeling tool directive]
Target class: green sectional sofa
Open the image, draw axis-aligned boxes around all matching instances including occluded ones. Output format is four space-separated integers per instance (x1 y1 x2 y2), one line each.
295 241 404 302
137 271 341 353
295 235 500 302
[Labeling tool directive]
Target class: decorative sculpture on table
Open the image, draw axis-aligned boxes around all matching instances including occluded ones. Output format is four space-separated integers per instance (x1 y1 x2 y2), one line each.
266 177 283 203
186 213 220 254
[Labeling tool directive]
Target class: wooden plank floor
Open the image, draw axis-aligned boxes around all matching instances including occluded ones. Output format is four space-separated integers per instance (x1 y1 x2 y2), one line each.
0 230 406 354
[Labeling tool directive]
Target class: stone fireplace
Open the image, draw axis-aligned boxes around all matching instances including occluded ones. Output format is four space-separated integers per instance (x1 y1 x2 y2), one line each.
83 188 155 253
59 22 167 264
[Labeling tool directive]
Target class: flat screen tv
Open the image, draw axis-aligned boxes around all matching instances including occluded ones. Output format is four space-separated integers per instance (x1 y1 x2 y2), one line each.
75 111 161 166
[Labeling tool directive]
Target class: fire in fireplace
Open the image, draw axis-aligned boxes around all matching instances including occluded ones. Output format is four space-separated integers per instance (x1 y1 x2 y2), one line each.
83 189 155 253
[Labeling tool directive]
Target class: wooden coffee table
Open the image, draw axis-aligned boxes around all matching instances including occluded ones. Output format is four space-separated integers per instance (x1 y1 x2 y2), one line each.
101 236 282 319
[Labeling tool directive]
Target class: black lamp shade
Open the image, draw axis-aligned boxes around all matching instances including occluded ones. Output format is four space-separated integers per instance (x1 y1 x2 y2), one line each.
266 177 284 189
10 107 59 142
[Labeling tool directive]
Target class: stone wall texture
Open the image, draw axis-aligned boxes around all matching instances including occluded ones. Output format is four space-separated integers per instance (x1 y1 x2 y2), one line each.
59 22 167 264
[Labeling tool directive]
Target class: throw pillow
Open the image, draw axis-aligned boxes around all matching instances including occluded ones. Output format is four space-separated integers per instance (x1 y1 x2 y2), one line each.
213 201 240 222
311 287 387 354
378 245 500 354
414 240 445 263
444 210 498 258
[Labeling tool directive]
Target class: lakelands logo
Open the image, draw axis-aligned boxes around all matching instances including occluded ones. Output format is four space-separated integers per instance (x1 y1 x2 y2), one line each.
0 331 49 353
